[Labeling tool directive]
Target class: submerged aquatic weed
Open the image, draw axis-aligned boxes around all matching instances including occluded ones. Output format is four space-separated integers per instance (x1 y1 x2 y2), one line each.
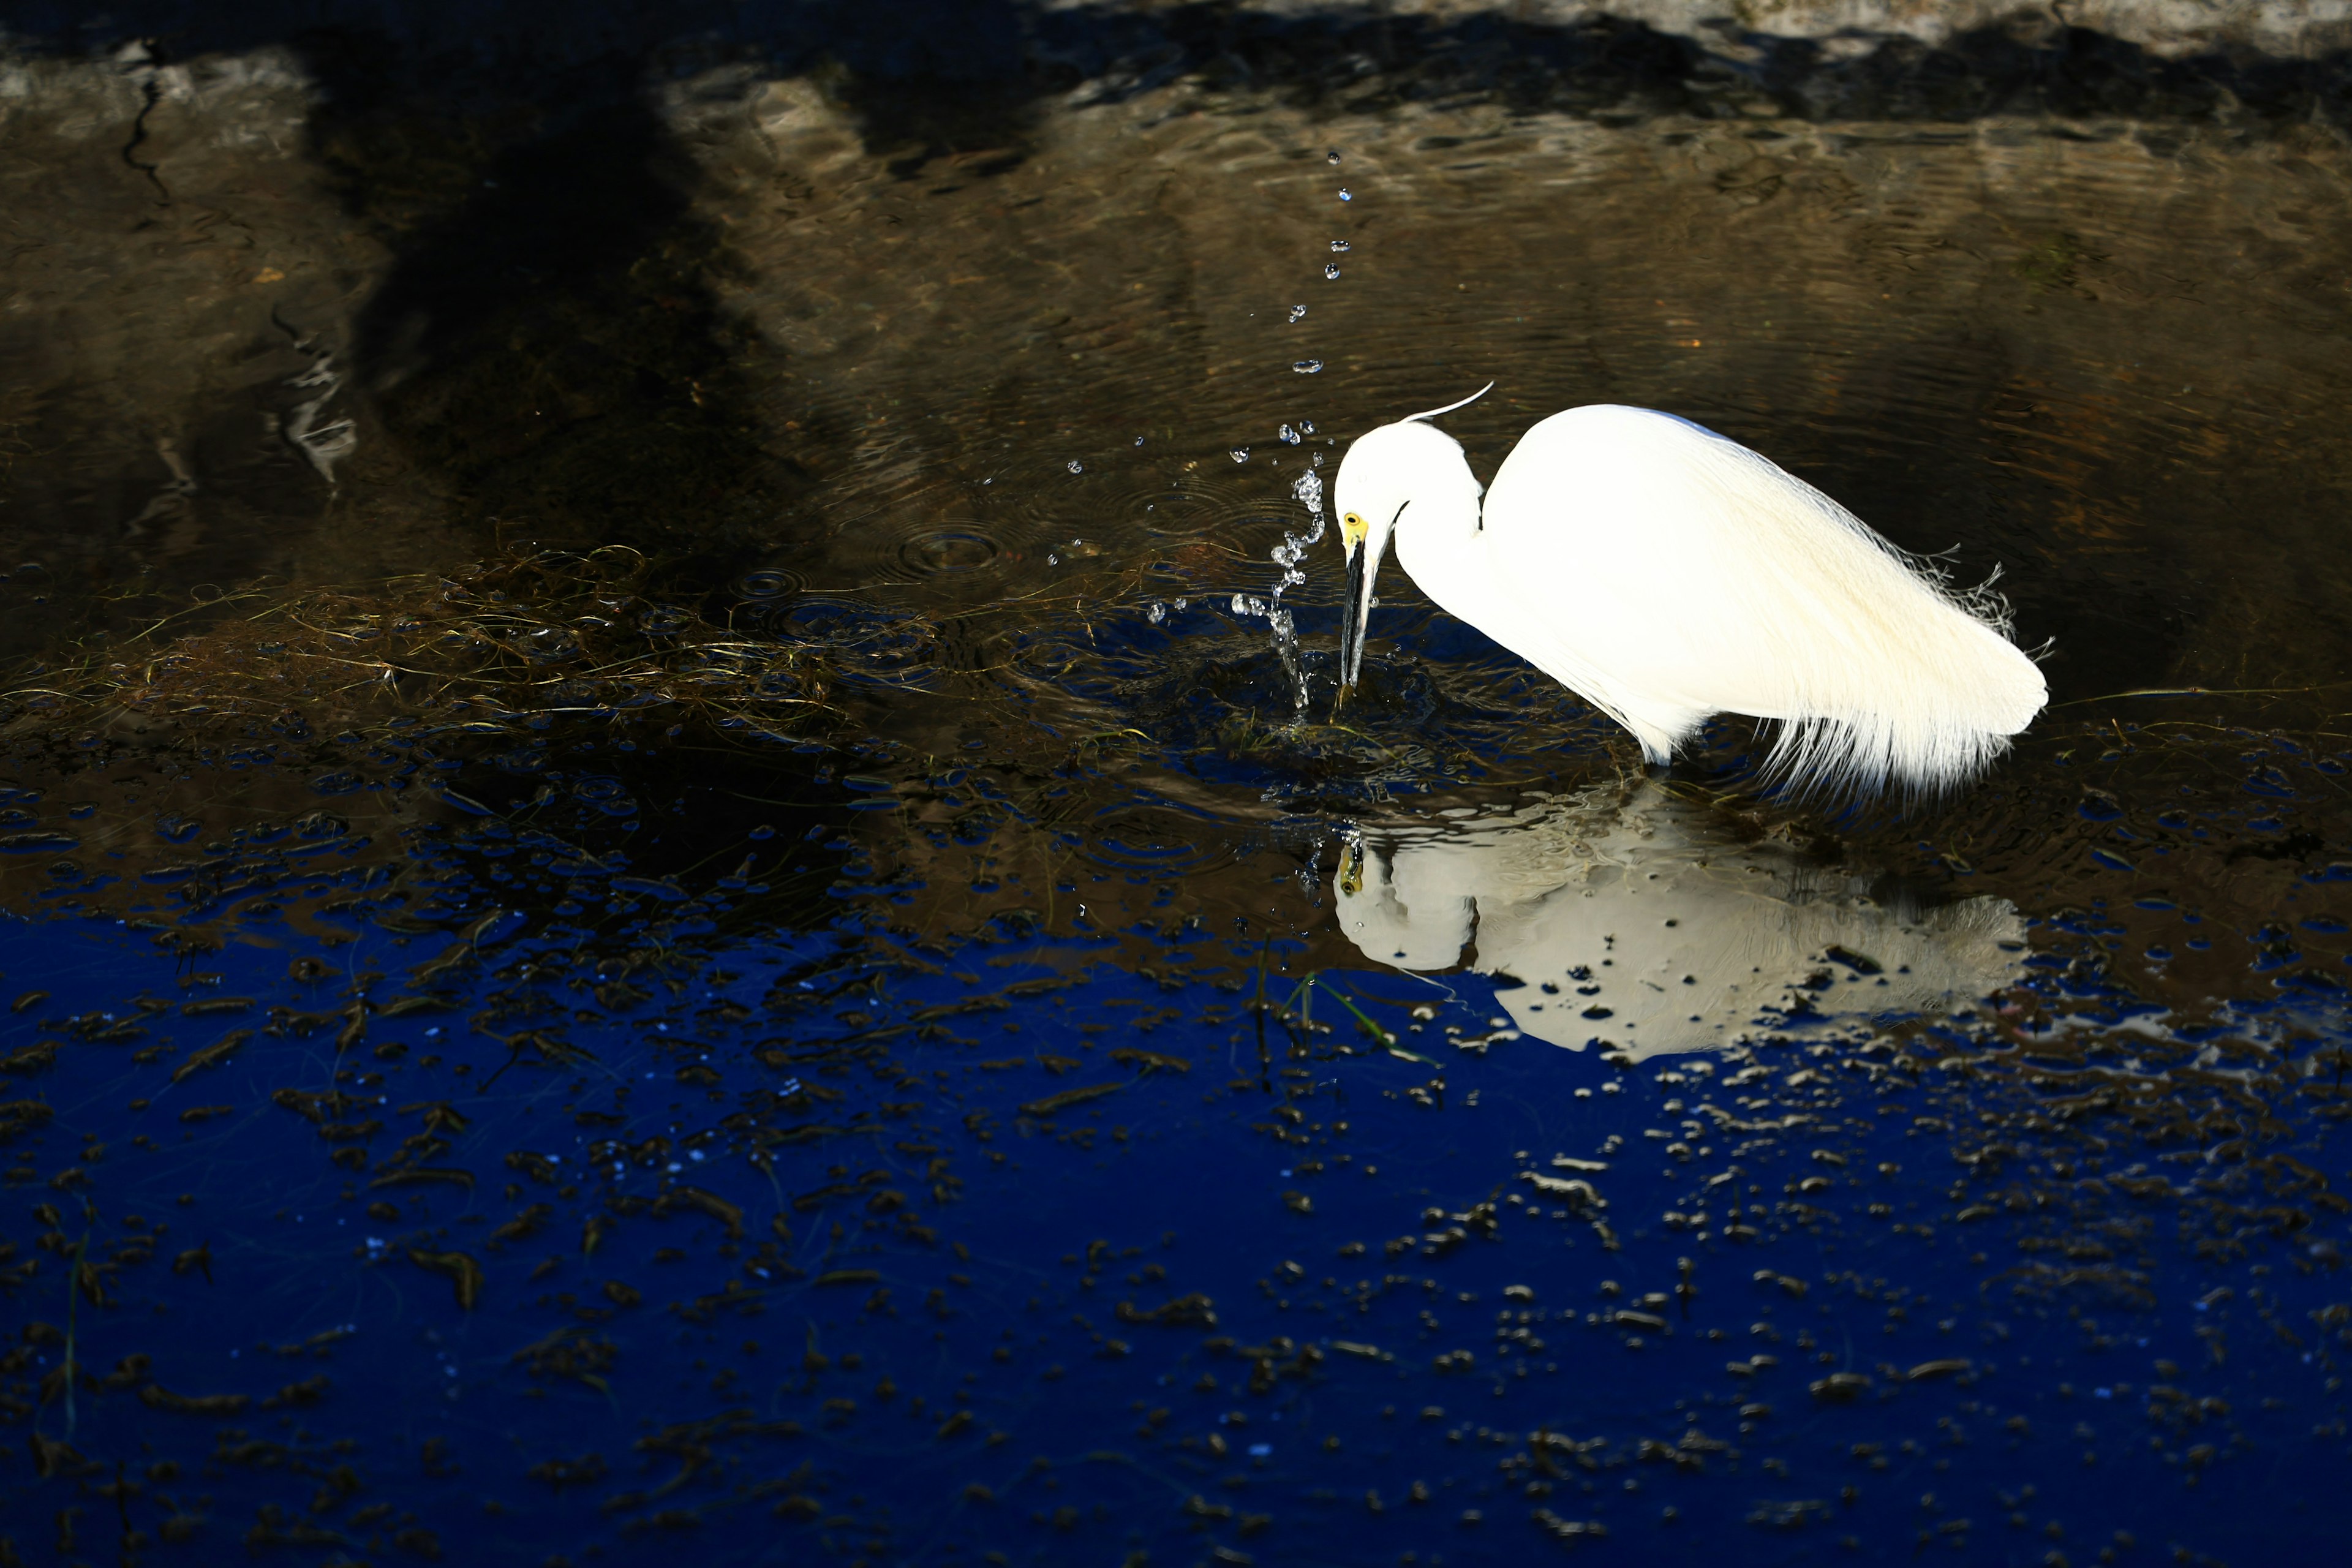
1 546 848 754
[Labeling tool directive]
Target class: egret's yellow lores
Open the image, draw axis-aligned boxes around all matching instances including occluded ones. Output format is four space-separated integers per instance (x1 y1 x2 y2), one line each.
1333 389 2048 794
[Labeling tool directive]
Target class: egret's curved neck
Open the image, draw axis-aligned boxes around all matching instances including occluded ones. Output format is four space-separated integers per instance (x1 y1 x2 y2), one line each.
1398 486 1482 544
1391 484 1487 622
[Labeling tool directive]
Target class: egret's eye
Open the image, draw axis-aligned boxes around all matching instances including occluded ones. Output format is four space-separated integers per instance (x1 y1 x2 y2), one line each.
1341 511 1366 544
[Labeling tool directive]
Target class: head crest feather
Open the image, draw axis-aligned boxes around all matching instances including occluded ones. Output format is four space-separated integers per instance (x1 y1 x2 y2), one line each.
1405 382 1494 423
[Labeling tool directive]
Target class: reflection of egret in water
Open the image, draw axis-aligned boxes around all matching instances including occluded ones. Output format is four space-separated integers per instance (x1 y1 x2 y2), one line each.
1335 784 2025 1058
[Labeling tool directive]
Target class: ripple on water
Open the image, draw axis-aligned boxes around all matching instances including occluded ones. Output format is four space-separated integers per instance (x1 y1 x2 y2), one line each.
1008 605 1623 798
771 598 938 687
896 527 1000 576
1075 804 1242 880
731 565 809 600
813 489 1035 592
1110 467 1308 539
971 450 1308 556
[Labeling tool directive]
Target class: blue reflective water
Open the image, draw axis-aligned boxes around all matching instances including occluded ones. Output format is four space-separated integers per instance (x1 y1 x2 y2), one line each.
5 818 2346 1563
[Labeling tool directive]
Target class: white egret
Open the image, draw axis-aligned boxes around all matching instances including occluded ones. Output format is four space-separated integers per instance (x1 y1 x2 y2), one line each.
1334 388 2047 794
1335 782 2026 1058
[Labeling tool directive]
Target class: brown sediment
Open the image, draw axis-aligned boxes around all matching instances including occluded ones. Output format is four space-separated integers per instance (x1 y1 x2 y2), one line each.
405 1247 485 1309
1019 1082 1128 1118
137 1384 251 1415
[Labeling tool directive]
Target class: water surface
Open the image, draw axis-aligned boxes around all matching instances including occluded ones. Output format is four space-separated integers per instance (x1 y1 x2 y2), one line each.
3 17 2351 1566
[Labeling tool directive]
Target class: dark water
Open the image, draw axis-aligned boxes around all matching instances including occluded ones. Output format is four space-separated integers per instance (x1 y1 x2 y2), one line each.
3 8 2352 1566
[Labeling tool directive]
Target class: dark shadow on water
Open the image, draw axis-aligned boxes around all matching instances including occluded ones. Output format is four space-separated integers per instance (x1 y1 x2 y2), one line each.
289 29 799 568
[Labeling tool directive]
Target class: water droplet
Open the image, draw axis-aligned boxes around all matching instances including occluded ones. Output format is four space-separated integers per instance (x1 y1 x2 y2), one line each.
1133 434 1145 446
1278 424 1300 445
1230 448 1250 463
1324 262 1341 280
1327 149 1341 164
1287 304 1306 323
1330 239 1351 252
1148 601 1166 624
1291 360 1322 374
1174 597 1188 611
1047 553 1060 565
1338 187 1351 201
1291 469 1325 518
1067 459 1084 474
1300 419 1316 435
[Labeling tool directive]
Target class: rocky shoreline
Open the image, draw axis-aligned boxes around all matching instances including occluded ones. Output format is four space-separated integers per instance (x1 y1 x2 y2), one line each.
3 2 2349 92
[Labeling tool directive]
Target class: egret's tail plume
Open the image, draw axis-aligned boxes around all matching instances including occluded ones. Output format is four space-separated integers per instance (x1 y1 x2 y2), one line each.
1757 712 2018 804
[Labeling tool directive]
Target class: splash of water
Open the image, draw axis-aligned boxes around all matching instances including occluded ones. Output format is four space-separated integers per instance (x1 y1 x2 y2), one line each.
1278 467 1328 594
1230 467 1329 711
1231 195 1346 711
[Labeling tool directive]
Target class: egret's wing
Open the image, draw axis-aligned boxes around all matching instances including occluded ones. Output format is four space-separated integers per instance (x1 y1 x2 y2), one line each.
1474 406 2045 790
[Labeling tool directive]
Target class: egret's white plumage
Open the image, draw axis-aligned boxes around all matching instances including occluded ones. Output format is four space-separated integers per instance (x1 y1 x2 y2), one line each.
1333 394 2047 794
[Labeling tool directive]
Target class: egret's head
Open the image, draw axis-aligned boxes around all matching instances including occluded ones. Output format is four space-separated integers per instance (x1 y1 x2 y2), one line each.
1333 386 1490 691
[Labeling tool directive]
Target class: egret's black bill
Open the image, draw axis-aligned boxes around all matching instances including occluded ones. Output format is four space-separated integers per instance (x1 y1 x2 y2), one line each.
1339 544 1368 689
